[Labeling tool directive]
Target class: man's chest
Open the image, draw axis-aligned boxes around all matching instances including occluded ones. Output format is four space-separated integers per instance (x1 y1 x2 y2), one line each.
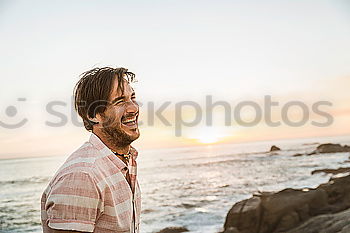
96 172 141 232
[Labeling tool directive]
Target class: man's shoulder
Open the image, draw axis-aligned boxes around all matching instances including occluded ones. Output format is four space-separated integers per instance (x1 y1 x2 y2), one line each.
50 141 102 184
66 140 100 163
69 140 100 160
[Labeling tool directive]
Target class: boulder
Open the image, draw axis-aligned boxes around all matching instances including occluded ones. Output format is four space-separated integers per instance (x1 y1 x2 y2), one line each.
155 227 189 233
222 175 350 233
313 143 350 154
223 227 240 233
287 208 350 233
270 145 281 152
223 196 262 233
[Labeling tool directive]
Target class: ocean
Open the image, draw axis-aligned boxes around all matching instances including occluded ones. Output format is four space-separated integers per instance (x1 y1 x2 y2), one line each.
1 136 350 233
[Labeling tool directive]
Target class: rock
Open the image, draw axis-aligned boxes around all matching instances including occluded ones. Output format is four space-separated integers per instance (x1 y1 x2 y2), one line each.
311 167 350 175
222 175 350 233
223 227 240 233
275 211 299 232
155 227 189 233
287 208 350 233
223 196 262 233
292 153 303 157
312 143 350 154
270 145 281 152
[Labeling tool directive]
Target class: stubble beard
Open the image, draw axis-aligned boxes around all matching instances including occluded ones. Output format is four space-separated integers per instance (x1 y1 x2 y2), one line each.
101 118 139 148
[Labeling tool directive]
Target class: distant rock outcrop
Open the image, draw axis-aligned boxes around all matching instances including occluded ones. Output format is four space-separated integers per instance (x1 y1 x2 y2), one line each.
222 175 350 233
270 145 281 152
309 143 350 155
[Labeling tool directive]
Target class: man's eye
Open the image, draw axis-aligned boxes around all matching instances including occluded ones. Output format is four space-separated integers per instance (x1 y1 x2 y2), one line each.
115 100 124 105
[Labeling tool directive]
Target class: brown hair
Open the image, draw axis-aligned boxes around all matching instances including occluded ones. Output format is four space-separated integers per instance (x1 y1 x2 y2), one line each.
73 67 136 131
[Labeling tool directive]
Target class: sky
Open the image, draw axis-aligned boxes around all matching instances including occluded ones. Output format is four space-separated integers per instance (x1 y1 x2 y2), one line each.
1 0 350 159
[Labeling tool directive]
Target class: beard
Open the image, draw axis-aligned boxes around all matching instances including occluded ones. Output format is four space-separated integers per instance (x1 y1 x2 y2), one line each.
100 116 139 148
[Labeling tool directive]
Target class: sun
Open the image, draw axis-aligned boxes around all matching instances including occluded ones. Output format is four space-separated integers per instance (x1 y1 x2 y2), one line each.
187 127 229 144
197 134 220 144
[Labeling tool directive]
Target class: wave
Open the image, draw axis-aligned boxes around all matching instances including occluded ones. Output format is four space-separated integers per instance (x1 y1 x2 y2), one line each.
0 176 50 186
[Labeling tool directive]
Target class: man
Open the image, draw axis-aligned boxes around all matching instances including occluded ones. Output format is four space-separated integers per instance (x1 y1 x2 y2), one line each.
41 67 141 233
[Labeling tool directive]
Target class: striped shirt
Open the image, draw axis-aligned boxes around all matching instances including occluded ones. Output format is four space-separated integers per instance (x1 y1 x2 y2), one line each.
41 133 141 233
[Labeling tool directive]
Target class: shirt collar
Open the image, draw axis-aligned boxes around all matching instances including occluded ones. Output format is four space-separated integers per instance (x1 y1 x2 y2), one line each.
89 133 128 173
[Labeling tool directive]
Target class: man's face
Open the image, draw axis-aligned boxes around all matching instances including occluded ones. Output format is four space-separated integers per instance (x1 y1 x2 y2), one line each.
97 79 140 147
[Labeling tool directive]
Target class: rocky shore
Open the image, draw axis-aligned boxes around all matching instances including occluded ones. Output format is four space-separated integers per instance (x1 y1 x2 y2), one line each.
222 174 350 233
222 143 350 233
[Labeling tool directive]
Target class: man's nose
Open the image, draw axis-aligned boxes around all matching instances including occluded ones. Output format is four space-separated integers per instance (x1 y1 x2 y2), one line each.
126 100 139 113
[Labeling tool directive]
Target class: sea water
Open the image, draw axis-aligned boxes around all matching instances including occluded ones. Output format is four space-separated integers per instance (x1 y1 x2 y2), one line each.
1 136 350 233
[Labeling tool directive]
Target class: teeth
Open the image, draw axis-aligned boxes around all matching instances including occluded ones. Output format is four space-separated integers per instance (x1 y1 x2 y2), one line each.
122 116 137 124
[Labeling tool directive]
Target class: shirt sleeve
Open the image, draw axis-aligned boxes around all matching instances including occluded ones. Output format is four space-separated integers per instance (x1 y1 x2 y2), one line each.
44 171 102 232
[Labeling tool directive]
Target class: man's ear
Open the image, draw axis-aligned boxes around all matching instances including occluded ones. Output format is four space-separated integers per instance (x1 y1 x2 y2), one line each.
88 114 102 124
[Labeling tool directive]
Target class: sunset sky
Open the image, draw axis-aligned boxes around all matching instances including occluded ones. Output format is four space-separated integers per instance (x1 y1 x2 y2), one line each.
1 0 350 159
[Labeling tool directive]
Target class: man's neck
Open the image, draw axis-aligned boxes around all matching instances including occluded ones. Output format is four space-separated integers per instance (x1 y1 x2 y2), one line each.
110 144 130 155
93 131 130 155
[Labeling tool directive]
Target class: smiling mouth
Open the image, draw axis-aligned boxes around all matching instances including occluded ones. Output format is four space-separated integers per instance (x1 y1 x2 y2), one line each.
121 113 138 128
